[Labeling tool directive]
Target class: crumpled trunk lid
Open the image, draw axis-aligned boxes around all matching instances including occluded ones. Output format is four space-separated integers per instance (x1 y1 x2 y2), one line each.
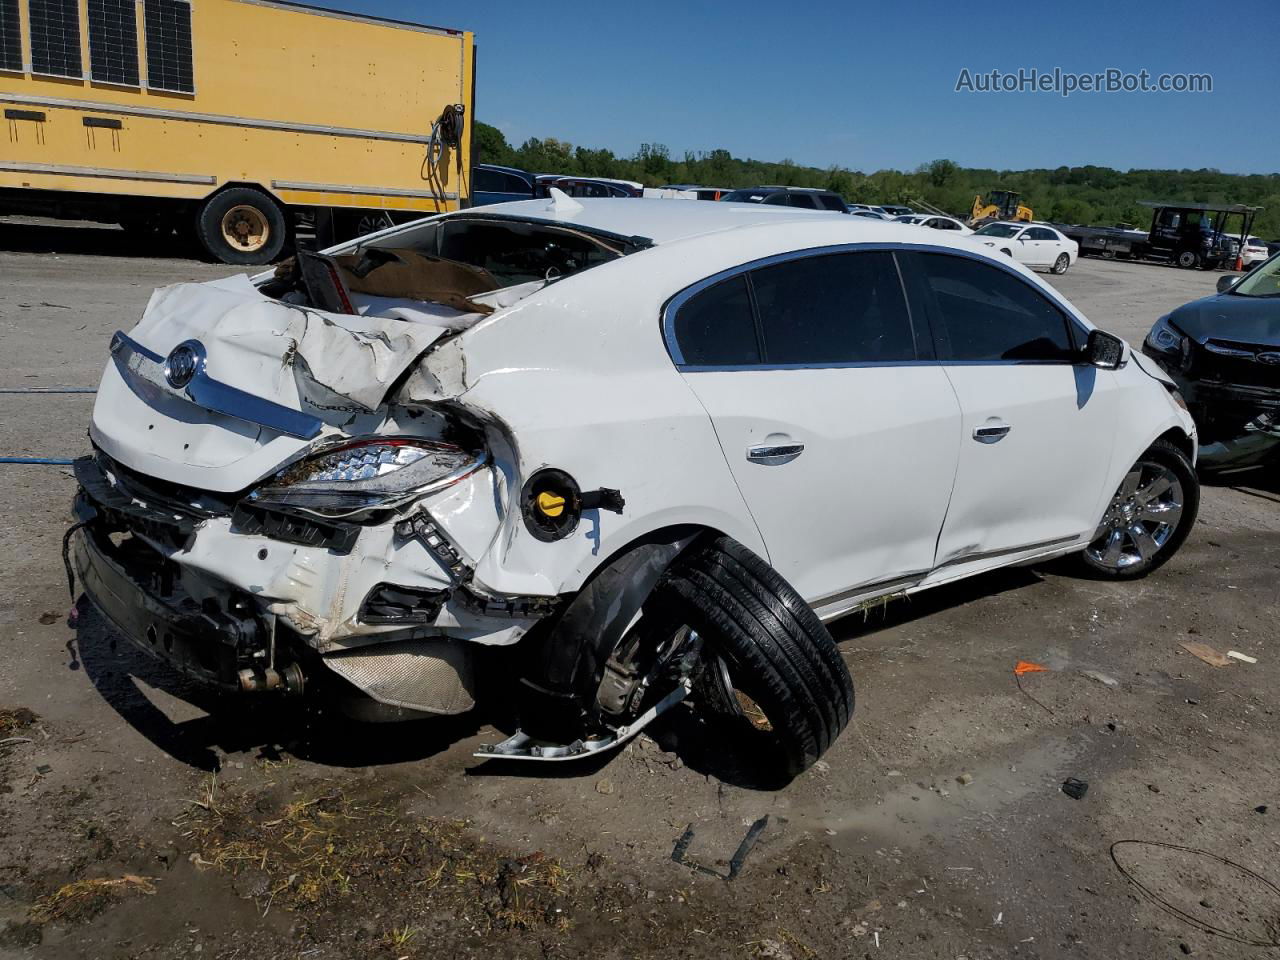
91 275 452 492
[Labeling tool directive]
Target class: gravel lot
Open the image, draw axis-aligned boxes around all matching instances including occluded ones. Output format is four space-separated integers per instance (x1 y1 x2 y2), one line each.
1 218 1278 960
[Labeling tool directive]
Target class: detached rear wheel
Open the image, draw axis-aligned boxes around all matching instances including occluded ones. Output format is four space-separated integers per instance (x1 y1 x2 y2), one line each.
1081 440 1199 579
652 536 854 782
196 187 287 265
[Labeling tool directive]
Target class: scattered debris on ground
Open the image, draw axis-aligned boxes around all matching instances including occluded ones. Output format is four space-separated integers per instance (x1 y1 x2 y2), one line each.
1062 778 1089 800
1179 641 1234 668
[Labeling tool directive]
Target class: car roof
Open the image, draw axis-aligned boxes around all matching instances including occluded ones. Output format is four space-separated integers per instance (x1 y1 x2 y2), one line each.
731 185 835 194
440 196 984 248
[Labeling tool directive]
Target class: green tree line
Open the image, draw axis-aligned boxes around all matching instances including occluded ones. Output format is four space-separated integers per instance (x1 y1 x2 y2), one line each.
474 123 1280 238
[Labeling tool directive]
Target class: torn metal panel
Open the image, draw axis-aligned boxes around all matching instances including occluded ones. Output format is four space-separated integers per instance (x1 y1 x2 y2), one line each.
126 273 449 414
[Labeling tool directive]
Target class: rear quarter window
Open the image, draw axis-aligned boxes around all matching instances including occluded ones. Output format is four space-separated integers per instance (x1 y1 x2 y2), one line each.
669 274 760 366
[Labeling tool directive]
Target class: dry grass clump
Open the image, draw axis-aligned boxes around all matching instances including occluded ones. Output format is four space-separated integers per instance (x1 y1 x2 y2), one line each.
179 778 571 932
30 875 156 924
0 707 38 736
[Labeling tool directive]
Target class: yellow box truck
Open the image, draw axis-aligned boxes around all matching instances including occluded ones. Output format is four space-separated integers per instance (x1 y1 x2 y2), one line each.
0 0 473 263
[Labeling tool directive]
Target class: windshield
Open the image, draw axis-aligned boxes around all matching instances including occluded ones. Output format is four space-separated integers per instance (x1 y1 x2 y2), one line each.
976 223 1022 238
721 190 768 203
1229 255 1280 297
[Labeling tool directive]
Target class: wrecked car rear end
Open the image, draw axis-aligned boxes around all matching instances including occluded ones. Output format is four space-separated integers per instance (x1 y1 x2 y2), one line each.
74 208 648 716
71 200 768 735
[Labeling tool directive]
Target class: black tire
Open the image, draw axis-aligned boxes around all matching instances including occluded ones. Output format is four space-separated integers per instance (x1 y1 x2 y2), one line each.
1177 250 1200 269
654 536 854 782
334 208 395 243
196 187 288 265
1052 253 1071 274
1079 439 1199 580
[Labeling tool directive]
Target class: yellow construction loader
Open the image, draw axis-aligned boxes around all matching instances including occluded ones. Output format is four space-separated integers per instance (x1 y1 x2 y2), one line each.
969 191 1033 227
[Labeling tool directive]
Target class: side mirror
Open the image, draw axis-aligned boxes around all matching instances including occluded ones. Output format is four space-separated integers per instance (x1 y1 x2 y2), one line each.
1216 274 1239 293
1085 329 1125 370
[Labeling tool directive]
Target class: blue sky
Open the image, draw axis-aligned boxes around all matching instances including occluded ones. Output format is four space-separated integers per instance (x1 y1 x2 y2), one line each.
326 0 1278 174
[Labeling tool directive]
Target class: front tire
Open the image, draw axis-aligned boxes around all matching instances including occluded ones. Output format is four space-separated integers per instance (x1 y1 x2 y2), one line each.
1081 439 1199 579
1052 253 1071 274
654 536 854 782
1177 250 1200 269
196 187 288 265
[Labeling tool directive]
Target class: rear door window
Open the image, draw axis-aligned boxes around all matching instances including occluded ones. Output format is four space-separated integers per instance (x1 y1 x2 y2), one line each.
786 193 819 209
670 275 761 366
816 193 847 212
473 168 503 192
749 251 916 364
908 253 1076 362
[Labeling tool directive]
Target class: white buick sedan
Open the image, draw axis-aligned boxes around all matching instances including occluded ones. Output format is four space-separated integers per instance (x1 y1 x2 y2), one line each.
73 197 1197 784
975 221 1079 273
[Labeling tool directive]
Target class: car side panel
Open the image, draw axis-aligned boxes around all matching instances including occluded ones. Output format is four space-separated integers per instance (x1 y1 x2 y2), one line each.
679 366 961 606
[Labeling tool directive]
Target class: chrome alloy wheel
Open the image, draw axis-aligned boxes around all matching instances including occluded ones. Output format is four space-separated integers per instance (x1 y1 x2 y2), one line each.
1086 461 1184 570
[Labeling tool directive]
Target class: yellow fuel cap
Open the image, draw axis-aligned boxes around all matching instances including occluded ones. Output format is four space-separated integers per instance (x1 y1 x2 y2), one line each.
536 491 566 518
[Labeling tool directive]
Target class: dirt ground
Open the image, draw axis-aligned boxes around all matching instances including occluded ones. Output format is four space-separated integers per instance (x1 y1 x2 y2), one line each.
1 218 1278 960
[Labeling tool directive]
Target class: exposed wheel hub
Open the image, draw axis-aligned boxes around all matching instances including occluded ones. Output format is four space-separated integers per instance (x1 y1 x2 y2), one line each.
220 204 269 252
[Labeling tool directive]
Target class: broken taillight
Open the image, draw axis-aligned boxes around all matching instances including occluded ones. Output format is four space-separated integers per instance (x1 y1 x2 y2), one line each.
247 439 485 520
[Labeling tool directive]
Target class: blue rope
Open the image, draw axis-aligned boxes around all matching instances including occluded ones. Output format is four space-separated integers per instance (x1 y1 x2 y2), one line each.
0 457 77 465
0 388 96 394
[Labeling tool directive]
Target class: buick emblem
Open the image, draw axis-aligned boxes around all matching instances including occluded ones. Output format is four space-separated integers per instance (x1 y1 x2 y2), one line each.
165 340 204 389
1257 352 1280 366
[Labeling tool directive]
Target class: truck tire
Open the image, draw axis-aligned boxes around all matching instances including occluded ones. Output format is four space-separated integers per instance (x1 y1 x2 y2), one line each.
1176 250 1200 269
196 187 287 265
656 536 854 782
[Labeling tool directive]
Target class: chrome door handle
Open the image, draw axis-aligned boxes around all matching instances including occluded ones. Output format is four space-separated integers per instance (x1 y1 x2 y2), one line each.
747 442 804 465
973 422 1011 443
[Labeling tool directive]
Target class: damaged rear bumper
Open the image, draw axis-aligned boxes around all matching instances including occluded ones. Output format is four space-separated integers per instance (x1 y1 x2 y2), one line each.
72 519 262 692
70 451 559 716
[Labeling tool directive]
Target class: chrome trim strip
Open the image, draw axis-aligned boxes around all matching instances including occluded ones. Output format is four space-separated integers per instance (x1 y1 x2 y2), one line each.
661 241 1092 371
234 0 465 37
809 572 928 612
933 534 1081 571
0 161 215 185
0 93 432 144
110 331 323 440
271 179 454 201
1203 341 1261 360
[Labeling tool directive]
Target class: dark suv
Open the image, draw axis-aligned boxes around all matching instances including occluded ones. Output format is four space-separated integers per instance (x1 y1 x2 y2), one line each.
719 187 848 212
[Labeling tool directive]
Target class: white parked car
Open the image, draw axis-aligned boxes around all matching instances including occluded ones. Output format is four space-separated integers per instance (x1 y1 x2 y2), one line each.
975 221 1078 273
892 214 974 235
72 196 1198 783
1232 235 1270 269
